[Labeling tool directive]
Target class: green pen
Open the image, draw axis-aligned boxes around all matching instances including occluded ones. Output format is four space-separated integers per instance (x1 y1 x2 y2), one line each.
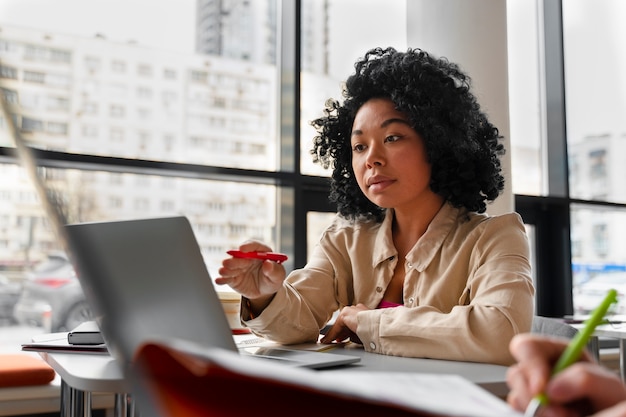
524 288 619 417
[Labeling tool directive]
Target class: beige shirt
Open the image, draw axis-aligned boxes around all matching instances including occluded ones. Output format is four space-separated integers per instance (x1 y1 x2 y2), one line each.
243 203 534 365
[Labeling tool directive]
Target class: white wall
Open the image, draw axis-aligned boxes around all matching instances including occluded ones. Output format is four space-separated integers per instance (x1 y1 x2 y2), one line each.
406 0 512 215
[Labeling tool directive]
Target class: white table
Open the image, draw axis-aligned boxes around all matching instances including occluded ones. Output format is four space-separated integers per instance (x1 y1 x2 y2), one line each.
322 344 511 398
38 352 133 417
588 324 626 381
37 342 510 417
569 318 626 380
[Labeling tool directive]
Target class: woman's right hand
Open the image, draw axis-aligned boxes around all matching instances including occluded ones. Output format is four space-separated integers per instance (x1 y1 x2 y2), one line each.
506 333 626 416
215 240 286 301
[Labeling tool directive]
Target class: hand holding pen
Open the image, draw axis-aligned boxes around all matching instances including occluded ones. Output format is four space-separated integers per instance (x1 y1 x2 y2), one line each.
507 289 626 416
215 242 288 302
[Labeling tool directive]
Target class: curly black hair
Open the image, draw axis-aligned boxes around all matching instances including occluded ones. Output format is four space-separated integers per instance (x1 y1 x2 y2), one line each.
311 47 505 222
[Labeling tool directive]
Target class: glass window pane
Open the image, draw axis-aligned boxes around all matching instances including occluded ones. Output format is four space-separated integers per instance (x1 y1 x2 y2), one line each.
0 164 279 276
300 0 407 176
0 160 281 339
563 0 626 204
306 211 336 262
571 204 626 315
0 0 285 348
0 1 279 171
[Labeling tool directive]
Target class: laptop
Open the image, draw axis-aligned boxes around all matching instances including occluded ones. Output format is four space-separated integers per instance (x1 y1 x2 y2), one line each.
64 215 360 370
4 95 359 372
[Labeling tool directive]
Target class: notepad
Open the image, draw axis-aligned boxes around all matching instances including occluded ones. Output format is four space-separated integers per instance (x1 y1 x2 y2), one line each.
67 320 104 345
22 332 108 355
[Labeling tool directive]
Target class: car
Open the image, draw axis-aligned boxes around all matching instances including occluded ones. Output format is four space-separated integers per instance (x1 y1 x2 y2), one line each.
0 273 22 323
13 252 92 332
573 271 626 315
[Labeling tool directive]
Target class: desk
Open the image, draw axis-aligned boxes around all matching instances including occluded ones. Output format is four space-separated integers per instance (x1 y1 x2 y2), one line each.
323 344 510 398
570 321 626 381
588 324 626 381
39 344 510 417
38 352 132 417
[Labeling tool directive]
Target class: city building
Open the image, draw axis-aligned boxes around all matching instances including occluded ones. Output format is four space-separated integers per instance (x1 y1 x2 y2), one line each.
0 24 278 269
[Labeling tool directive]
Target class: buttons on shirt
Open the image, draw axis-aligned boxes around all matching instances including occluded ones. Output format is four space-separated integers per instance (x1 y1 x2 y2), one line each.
408 297 415 305
376 286 383 293
406 261 413 269
369 341 376 350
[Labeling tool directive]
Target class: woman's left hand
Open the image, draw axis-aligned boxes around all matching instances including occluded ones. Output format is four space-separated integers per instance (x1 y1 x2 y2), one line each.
320 303 369 345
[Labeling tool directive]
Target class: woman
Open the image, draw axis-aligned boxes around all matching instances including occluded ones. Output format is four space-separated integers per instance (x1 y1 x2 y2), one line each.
217 47 534 365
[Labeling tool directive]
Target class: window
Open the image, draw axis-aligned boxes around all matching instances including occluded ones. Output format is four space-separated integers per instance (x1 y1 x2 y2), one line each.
111 60 126 73
507 0 626 316
84 56 102 72
137 64 153 77
50 49 72 63
21 117 44 132
562 0 626 315
137 87 153 100
47 121 68 135
109 105 125 118
23 70 45 84
0 65 17 79
300 0 407 176
46 73 71 88
0 0 621 339
163 68 177 80
81 125 98 138
45 96 70 112
1 88 18 104
82 102 98 115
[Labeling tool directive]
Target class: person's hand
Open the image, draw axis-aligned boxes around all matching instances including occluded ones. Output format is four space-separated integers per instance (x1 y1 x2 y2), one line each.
215 240 286 302
320 303 369 345
506 333 626 416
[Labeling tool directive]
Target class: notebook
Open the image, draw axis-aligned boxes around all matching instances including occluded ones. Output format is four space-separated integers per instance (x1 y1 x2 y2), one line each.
67 320 105 345
64 216 360 371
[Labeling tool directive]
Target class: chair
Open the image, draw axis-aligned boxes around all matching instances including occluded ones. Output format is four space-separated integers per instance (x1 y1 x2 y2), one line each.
529 315 604 360
531 316 578 339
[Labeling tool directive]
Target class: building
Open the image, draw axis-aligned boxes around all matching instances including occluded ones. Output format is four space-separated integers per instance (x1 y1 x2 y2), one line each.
0 24 277 269
569 132 626 282
195 0 277 65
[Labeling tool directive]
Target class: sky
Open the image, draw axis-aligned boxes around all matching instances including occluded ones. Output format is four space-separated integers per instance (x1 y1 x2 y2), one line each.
0 0 197 53
0 0 406 79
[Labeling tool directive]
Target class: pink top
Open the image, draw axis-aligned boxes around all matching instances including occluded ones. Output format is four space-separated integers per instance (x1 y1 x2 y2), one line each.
377 300 402 309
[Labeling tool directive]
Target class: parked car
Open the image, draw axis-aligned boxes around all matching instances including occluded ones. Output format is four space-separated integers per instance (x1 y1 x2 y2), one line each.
0 273 21 322
573 272 626 315
13 252 92 332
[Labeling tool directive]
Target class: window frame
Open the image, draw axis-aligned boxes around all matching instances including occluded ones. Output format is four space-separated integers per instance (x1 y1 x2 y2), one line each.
2 0 623 316
0 0 336 270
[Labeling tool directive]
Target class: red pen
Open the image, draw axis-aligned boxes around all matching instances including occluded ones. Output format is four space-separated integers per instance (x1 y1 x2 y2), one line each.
227 250 288 264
